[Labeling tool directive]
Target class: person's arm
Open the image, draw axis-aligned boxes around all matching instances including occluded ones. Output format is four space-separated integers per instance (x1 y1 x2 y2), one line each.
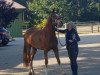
55 28 66 33
72 30 80 42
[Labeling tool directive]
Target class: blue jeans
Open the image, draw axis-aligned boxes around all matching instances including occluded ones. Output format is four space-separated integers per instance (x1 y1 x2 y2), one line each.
67 45 78 75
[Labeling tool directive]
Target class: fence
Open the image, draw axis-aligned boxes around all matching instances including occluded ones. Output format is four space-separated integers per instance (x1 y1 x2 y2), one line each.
22 22 100 35
75 22 100 34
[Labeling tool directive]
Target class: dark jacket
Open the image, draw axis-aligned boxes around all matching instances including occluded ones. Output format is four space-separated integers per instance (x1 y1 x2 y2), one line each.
56 28 80 50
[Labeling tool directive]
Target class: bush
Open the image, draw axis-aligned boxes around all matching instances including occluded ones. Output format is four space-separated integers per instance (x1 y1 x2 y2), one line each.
36 19 47 29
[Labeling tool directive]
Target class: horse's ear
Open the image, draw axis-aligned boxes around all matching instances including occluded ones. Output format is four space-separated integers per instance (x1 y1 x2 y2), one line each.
50 9 55 17
51 9 59 14
51 9 55 13
56 9 59 13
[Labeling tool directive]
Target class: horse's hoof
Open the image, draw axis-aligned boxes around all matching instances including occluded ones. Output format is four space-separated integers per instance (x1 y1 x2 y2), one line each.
29 71 35 75
32 71 35 75
62 74 67 75
29 72 32 75
29 72 33 75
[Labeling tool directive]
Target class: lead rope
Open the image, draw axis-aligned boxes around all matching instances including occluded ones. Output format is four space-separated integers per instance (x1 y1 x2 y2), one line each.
57 29 66 47
56 27 66 75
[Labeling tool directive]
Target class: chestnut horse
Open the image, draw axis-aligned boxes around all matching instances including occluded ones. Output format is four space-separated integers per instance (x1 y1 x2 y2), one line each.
23 10 63 75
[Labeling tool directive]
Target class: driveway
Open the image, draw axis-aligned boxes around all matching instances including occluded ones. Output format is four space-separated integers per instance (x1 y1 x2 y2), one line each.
0 33 100 75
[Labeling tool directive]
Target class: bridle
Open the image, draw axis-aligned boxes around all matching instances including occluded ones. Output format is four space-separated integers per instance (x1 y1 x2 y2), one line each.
52 13 66 47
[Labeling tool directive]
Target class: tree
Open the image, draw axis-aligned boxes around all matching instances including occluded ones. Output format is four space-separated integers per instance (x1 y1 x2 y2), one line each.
77 0 100 21
26 0 100 27
0 0 19 28
67 0 80 21
27 0 70 25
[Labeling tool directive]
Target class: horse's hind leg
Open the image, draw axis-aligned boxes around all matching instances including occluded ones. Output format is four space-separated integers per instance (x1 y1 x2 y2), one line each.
29 47 37 75
23 40 31 67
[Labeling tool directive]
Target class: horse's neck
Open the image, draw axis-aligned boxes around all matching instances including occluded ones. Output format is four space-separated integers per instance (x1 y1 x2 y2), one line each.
43 19 55 36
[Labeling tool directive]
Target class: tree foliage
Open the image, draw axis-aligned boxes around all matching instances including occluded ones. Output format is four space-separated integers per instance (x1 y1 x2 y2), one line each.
77 0 100 21
0 0 19 28
25 0 100 27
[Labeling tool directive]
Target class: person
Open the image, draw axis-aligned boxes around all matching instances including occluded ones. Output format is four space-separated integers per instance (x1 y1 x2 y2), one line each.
56 22 80 75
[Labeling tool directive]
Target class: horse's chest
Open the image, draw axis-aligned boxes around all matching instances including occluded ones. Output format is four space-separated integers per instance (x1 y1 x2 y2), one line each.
43 36 58 47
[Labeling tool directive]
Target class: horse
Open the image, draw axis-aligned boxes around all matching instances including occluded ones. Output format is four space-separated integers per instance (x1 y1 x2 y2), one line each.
23 10 63 75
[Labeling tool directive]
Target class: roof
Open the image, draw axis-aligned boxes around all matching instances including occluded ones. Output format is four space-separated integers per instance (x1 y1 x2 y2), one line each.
4 0 26 9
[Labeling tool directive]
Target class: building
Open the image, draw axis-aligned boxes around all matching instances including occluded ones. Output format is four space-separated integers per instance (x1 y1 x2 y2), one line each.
5 0 26 37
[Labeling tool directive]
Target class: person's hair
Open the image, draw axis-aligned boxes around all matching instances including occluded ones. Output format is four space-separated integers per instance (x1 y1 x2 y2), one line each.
66 21 76 30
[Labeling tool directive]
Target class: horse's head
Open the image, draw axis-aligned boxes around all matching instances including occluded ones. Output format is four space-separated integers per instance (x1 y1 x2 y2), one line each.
50 9 63 28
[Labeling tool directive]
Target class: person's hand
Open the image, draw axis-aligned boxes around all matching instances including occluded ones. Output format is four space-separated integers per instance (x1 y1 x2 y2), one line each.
69 40 73 43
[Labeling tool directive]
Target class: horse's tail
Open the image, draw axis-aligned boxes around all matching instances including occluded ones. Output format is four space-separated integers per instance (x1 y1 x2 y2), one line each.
23 37 31 67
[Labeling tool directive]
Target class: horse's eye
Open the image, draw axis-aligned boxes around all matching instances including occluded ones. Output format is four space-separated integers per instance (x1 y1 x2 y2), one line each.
56 17 60 20
58 16 61 19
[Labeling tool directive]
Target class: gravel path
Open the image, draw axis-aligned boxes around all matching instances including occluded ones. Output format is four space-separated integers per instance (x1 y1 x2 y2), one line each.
0 33 100 75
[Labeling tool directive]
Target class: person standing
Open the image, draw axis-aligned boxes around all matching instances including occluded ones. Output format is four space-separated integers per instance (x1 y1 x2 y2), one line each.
56 22 80 75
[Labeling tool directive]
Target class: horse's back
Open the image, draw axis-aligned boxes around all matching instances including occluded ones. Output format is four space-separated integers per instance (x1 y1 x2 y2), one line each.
24 27 45 48
24 27 37 36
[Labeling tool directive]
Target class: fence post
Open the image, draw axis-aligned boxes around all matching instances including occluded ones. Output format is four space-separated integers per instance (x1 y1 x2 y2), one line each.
91 23 93 33
98 23 100 32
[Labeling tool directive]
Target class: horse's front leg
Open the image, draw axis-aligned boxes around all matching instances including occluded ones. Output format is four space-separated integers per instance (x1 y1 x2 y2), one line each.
53 47 66 75
29 60 35 75
53 47 61 65
44 50 48 75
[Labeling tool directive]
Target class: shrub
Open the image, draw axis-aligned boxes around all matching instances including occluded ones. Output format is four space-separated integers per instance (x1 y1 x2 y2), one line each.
36 19 47 29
